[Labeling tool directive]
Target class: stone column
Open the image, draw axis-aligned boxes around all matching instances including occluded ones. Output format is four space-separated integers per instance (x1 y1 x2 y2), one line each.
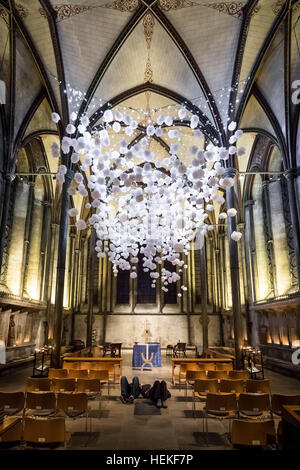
86 231 96 352
244 200 257 303
262 180 277 297
0 174 12 273
43 223 57 344
52 169 73 368
39 202 52 302
200 244 208 354
285 169 300 284
20 180 35 297
225 169 244 369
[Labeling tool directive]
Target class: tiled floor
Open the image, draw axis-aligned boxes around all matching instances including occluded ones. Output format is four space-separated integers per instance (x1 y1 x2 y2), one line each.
0 351 299 450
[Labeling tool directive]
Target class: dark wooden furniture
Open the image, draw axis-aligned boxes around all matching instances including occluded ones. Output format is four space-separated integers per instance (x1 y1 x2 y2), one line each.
173 342 186 358
0 416 22 445
62 357 123 383
102 342 122 358
281 405 300 450
171 357 234 384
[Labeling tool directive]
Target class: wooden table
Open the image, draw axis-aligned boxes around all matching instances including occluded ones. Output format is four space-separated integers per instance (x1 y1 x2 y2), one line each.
171 357 234 384
282 405 300 450
62 357 123 383
0 417 22 444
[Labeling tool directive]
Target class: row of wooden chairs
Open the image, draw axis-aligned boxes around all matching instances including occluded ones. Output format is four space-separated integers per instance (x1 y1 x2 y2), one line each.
48 368 108 380
180 362 234 375
196 392 300 448
1 391 91 418
184 370 249 391
192 378 271 398
26 376 109 395
0 416 68 448
193 390 300 423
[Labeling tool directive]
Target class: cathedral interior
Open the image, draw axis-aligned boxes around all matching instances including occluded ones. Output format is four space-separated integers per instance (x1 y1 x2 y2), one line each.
0 0 300 452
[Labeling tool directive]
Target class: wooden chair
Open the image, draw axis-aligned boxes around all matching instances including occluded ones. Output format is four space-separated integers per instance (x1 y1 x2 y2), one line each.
0 416 22 444
51 378 76 393
48 368 68 379
193 379 218 418
207 370 229 381
23 416 66 448
219 379 245 396
0 392 25 416
199 363 215 371
204 393 238 438
271 393 300 417
173 343 186 358
185 370 207 396
63 362 81 370
57 393 88 431
179 362 200 383
229 370 249 381
238 393 271 420
25 392 57 417
26 378 51 392
232 419 276 448
110 343 122 358
246 379 271 394
76 379 101 398
166 345 173 357
67 369 89 379
89 370 110 395
215 363 233 371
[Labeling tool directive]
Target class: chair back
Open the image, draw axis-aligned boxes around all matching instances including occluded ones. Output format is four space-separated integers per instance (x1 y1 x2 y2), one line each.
24 416 65 444
246 379 271 394
88 370 109 381
215 363 233 371
26 378 51 392
186 370 207 382
48 368 68 379
206 393 237 412
51 378 76 392
271 394 300 415
207 370 228 380
57 393 88 414
196 363 215 371
63 361 80 370
232 419 276 447
76 379 100 393
194 379 218 394
229 370 249 380
26 392 56 411
219 379 245 394
67 369 89 379
0 392 25 413
238 393 271 413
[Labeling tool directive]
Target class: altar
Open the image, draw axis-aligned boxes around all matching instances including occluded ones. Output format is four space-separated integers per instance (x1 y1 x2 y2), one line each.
132 343 161 369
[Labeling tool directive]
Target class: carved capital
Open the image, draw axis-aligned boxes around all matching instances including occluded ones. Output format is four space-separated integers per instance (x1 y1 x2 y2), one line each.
284 168 297 180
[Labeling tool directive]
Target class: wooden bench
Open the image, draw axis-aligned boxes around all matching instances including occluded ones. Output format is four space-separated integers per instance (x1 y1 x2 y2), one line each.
171 358 234 384
62 357 123 383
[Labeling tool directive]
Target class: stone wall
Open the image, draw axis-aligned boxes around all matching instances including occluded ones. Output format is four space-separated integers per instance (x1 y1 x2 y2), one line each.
73 313 222 349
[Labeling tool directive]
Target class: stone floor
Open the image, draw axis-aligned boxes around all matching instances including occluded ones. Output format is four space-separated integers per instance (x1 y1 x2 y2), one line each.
0 351 300 450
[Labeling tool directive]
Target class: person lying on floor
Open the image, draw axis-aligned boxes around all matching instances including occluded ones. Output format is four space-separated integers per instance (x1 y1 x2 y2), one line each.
120 376 171 408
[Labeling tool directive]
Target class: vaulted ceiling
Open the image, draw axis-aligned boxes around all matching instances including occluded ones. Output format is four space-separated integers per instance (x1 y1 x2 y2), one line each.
1 0 300 176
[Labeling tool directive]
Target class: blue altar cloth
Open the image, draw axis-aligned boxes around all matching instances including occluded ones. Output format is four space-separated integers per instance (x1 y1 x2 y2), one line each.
132 343 161 368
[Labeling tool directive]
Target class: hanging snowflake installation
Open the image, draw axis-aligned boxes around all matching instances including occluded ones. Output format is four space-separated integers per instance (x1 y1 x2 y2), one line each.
52 109 244 293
